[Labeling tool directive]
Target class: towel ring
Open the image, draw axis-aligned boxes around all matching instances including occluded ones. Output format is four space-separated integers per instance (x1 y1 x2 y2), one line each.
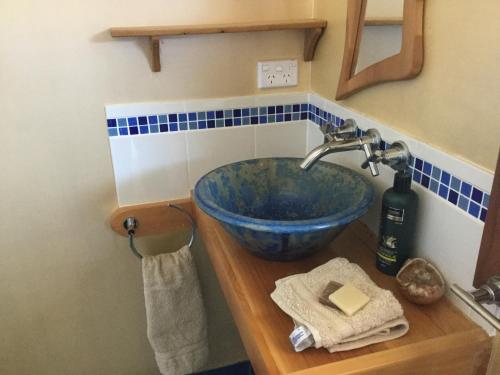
123 204 196 259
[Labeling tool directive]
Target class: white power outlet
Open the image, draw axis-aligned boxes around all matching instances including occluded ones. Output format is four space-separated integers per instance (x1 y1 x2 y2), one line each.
257 60 298 89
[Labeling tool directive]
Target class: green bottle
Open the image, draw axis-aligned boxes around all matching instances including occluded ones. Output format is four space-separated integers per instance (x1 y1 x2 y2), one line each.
376 171 419 276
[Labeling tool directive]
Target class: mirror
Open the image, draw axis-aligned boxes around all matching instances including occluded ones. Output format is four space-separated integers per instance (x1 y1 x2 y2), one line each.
336 0 424 100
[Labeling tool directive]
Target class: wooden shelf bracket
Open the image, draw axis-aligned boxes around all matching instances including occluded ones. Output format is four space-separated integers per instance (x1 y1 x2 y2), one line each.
110 19 327 72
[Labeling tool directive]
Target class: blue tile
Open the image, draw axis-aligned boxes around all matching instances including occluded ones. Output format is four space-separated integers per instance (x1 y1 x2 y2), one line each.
450 176 461 191
169 123 178 132
207 111 215 120
234 118 241 126
188 112 197 121
336 117 342 126
107 119 117 128
259 116 267 124
285 113 292 122
178 113 187 122
168 114 178 123
300 112 308 120
431 166 441 180
438 184 449 199
285 105 292 113
225 119 233 127
292 113 300 121
198 121 207 129
242 117 250 125
216 110 224 119
118 118 127 127
159 124 169 132
276 114 284 122
301 103 308 111
448 189 458 205
458 195 469 211
483 193 490 208
421 174 430 188
460 182 472 197
108 128 118 137
127 117 138 126
197 112 206 120
179 123 188 131
259 107 267 115
250 107 258 116
423 161 432 175
267 106 276 115
315 107 320 115
413 170 422 183
129 126 139 135
224 110 232 118
216 119 224 128
251 116 258 125
480 208 488 222
414 158 423 171
380 141 387 151
468 201 480 218
207 120 215 129
242 108 250 117
440 171 451 186
139 125 149 134
158 115 168 123
150 125 159 133
268 115 276 123
119 127 128 136
293 104 300 112
471 187 483 204
276 105 284 114
138 116 147 125
148 115 158 124
189 122 197 130
233 109 241 117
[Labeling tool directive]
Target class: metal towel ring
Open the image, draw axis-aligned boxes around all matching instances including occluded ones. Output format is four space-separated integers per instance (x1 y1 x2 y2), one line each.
123 204 196 259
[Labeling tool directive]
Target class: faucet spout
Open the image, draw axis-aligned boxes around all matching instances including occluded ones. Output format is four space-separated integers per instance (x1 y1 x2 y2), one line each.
300 139 360 170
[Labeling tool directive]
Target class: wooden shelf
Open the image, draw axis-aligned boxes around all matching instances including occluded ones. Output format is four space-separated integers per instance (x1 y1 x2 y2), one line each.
109 19 327 72
195 205 491 375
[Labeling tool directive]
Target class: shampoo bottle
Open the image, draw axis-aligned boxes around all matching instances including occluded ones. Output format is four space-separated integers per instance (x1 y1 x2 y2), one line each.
376 171 419 276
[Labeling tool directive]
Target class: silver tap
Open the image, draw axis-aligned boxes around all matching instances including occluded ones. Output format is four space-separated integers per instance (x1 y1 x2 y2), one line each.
320 119 358 142
361 141 411 172
300 119 381 176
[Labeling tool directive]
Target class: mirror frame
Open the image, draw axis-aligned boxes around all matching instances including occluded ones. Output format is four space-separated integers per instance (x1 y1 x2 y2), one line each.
336 0 424 100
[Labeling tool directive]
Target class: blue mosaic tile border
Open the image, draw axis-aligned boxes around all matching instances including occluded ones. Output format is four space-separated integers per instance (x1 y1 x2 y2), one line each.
106 103 310 137
307 103 490 223
106 101 490 223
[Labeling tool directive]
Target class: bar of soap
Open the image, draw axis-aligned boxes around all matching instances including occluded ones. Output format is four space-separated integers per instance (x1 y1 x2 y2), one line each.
319 281 343 308
328 283 370 316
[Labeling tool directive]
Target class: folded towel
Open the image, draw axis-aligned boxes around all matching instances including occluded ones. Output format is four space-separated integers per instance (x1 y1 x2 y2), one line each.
142 245 208 375
271 257 409 352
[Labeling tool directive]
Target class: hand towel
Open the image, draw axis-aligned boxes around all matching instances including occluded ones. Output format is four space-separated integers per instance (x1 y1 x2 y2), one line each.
142 245 208 375
271 257 409 352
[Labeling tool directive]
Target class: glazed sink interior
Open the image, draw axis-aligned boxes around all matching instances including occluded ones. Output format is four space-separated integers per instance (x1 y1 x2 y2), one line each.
194 158 374 261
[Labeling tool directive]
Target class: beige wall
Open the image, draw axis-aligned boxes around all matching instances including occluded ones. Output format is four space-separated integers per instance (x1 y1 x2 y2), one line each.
0 1 312 374
312 0 500 172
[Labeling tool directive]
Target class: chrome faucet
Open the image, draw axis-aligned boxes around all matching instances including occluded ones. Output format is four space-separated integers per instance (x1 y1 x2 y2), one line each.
300 119 382 176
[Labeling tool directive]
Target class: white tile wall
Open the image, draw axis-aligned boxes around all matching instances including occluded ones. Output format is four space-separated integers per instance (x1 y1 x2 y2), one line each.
186 127 255 189
255 122 307 158
109 132 189 206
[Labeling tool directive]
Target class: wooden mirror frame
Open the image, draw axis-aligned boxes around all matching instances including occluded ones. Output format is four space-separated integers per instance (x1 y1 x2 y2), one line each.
336 0 424 100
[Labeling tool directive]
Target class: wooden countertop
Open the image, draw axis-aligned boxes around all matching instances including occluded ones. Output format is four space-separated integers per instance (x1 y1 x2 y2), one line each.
195 206 492 375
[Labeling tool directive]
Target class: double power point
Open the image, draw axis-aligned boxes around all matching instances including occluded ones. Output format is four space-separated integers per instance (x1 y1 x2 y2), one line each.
257 60 298 89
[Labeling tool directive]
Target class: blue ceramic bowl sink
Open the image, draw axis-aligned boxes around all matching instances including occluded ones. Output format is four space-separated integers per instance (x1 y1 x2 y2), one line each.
194 158 374 261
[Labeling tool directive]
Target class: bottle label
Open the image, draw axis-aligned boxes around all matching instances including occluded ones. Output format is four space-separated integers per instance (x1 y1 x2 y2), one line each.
385 206 405 224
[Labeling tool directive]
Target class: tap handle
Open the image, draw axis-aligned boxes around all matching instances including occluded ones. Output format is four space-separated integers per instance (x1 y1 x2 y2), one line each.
320 119 358 142
361 145 380 176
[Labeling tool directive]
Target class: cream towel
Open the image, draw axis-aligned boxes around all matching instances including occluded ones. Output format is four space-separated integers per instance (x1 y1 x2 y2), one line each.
271 257 409 352
142 245 208 375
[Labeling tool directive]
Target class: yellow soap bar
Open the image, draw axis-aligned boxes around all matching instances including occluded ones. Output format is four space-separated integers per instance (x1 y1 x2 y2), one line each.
328 283 370 316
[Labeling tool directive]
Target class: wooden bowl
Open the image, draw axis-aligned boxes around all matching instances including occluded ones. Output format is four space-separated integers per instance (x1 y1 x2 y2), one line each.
396 258 446 305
